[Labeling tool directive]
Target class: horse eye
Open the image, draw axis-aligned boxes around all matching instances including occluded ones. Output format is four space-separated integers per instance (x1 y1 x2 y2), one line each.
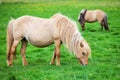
82 52 85 55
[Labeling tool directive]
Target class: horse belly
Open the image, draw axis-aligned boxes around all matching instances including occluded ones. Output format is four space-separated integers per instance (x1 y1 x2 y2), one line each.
85 16 97 23
26 33 54 47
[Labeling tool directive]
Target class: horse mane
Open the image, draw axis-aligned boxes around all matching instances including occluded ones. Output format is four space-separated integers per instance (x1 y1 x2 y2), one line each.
51 13 91 56
80 9 87 14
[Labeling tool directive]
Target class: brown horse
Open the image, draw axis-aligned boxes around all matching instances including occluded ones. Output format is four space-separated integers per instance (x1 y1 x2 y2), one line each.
6 13 91 66
78 9 109 31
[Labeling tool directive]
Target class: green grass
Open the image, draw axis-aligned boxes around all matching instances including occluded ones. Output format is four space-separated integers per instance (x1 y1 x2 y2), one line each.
0 0 120 80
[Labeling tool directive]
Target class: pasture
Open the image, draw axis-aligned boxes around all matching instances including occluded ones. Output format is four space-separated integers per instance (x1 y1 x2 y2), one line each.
0 0 120 80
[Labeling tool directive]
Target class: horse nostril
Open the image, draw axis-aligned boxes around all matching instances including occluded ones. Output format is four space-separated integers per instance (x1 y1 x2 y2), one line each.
82 63 87 66
82 64 86 66
78 58 88 66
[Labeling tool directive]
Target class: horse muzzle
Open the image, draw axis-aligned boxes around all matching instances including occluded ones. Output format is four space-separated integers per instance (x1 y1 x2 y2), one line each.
78 58 88 66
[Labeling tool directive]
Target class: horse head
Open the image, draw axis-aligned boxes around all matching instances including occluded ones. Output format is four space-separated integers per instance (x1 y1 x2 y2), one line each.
75 40 91 66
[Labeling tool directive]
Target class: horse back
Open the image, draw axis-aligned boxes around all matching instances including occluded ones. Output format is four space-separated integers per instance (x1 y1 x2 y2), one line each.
85 10 106 22
11 16 57 47
12 15 52 34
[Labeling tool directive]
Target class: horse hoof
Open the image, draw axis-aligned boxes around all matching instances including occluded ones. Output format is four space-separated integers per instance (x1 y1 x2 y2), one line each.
7 63 12 66
56 63 60 66
50 62 54 65
23 62 28 66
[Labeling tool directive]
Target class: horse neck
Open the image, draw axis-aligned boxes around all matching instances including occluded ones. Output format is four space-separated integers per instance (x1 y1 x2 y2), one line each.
59 22 83 54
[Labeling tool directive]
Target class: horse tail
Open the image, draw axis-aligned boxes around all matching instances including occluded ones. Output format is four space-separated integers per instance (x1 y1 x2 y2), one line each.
7 19 15 61
103 15 109 30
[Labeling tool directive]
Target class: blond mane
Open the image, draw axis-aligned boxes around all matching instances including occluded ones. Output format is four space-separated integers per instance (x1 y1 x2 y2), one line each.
51 13 91 56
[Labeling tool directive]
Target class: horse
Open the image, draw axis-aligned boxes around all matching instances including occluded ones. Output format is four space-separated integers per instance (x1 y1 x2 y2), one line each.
6 13 91 66
78 9 109 31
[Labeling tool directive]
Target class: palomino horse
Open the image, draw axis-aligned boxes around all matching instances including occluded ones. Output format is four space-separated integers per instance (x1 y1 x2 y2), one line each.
78 9 109 31
7 13 91 66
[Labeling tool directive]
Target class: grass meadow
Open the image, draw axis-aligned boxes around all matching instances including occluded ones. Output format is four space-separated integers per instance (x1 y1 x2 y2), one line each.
0 0 120 80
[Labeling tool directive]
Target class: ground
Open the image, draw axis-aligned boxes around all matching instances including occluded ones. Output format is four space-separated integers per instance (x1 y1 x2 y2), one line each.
0 0 120 80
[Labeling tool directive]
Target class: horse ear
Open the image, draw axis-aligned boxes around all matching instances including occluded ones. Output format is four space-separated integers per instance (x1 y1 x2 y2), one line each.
80 42 84 47
85 9 87 11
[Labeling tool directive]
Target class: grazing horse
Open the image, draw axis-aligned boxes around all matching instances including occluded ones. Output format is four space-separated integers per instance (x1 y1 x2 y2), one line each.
6 13 91 66
78 9 109 31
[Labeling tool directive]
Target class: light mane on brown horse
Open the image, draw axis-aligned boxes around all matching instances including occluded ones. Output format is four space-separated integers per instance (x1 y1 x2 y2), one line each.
7 13 91 66
78 9 109 31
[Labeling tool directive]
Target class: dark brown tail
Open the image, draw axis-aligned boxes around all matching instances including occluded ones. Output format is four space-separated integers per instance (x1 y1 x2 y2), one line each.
103 15 109 31
6 20 14 63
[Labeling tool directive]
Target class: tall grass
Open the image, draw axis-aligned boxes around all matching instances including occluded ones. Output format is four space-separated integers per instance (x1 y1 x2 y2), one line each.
0 0 120 80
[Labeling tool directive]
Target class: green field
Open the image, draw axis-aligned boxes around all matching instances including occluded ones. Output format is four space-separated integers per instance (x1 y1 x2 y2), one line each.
0 0 120 80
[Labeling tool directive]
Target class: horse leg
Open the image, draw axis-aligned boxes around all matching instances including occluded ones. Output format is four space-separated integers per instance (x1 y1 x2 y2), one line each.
100 22 104 31
55 39 61 65
20 39 28 66
82 24 85 31
7 40 19 66
50 47 56 65
50 39 61 65
99 19 104 31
